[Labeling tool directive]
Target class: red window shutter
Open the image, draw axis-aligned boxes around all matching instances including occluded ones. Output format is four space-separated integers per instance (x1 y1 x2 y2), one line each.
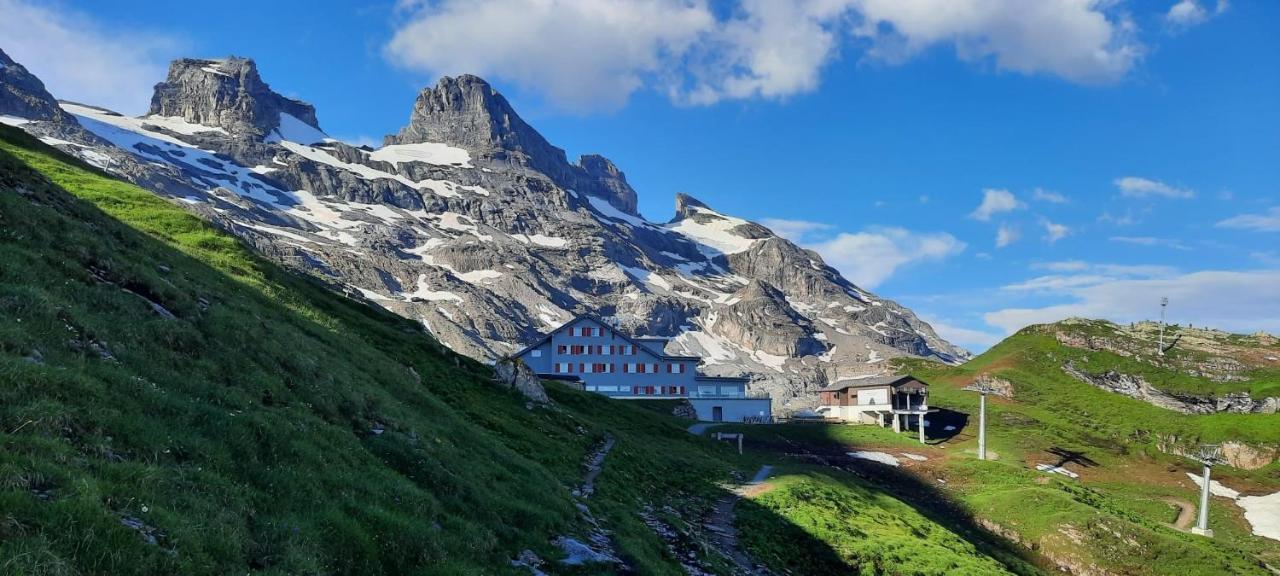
554 363 560 373
566 363 573 374
666 364 672 373
647 386 655 395
578 363 585 373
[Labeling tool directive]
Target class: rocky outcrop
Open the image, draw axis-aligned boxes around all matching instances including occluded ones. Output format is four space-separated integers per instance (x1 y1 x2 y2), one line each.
1155 436 1277 470
1062 361 1278 414
711 280 826 357
386 74 639 215
0 49 77 124
972 373 1015 398
493 357 549 404
149 57 322 139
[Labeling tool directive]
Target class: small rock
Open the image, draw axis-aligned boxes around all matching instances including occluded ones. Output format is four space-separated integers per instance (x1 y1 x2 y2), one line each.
22 348 43 364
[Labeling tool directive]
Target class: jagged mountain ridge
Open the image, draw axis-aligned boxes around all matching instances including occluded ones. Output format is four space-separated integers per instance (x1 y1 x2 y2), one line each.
0 51 968 411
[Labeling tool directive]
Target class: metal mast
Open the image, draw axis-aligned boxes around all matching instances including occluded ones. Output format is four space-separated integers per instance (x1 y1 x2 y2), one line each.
1191 444 1224 537
964 381 1001 461
1158 297 1169 356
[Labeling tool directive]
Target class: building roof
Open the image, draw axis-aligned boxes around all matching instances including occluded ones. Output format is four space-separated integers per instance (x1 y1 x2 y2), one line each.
509 313 701 362
819 374 927 393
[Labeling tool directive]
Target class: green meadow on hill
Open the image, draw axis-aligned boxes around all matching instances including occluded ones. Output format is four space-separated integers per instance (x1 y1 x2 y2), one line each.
0 124 1048 575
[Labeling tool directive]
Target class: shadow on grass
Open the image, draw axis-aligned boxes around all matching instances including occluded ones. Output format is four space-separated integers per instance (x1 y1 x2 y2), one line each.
922 408 969 444
736 424 1049 575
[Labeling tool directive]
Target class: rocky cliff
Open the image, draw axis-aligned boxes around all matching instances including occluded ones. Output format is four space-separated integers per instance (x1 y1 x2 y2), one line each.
149 57 322 140
2 53 968 412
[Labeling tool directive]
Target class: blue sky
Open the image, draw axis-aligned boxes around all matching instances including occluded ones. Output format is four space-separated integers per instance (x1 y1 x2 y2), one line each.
2 0 1277 351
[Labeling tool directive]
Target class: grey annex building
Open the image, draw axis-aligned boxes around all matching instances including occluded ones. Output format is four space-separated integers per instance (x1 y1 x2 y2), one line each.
513 315 771 422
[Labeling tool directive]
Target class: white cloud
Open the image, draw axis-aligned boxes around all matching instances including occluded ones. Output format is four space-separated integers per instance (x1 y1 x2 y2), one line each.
985 269 1280 336
850 0 1143 84
385 0 713 111
995 224 1020 248
1110 236 1191 250
1033 188 1069 203
1098 210 1138 226
0 0 178 115
1166 0 1228 30
1217 207 1280 232
969 188 1023 221
920 317 1003 351
1114 176 1195 199
674 0 860 105
385 0 1147 111
1041 219 1070 243
806 227 965 289
759 217 834 242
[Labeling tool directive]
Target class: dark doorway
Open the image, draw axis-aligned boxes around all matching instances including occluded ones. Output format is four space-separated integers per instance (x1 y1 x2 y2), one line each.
713 406 723 422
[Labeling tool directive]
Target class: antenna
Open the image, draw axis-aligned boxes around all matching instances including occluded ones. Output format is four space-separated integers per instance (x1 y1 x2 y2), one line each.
1190 443 1223 537
1157 297 1169 356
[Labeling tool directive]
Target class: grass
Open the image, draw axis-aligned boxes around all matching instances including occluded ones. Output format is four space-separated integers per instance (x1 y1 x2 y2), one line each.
736 467 1019 575
0 125 751 574
0 125 1048 575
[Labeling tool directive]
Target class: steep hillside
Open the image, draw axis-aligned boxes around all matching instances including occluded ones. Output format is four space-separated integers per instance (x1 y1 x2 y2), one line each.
890 320 1280 572
0 125 1027 575
0 50 966 413
714 319 1280 573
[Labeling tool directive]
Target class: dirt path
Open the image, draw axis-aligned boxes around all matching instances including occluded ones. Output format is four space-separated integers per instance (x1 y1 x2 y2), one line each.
687 422 720 435
1163 497 1196 530
706 465 776 575
578 433 615 498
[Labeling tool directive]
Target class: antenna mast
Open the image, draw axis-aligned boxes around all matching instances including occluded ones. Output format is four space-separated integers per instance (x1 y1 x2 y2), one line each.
1157 297 1169 356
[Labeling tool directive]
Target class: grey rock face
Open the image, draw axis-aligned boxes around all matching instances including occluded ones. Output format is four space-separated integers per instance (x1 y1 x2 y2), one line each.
713 280 826 357
387 75 639 216
0 49 76 124
17 58 969 415
1062 361 1278 414
149 57 321 140
493 358 550 404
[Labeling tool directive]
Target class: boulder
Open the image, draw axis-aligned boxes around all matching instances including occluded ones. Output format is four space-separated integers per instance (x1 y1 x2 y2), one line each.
493 357 549 404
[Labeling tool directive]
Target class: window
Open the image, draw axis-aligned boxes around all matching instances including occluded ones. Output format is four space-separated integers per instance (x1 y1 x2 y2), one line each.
677 364 686 374
567 327 575 337
571 345 584 355
531 350 542 358
665 364 673 374
637 363 647 374
578 363 585 374
582 327 593 337
651 363 659 374
592 363 607 373
557 345 567 354
628 345 637 355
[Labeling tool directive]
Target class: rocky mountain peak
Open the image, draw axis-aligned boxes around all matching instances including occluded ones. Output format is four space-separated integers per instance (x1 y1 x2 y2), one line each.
387 75 558 158
148 56 322 139
0 48 77 124
387 74 639 215
672 192 711 221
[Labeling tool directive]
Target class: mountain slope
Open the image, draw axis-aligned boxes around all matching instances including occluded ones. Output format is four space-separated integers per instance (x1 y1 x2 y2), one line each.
1 52 966 412
0 124 1034 575
718 319 1280 575
0 123 706 574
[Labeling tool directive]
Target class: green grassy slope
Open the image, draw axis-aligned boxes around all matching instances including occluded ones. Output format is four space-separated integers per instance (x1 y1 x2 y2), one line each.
777 321 1280 574
0 125 1037 575
0 125 730 574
